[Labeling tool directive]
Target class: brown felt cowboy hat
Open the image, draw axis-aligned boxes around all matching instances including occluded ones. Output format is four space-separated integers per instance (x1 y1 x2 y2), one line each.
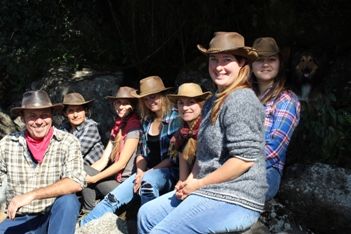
11 90 64 116
107 86 138 101
61 93 94 109
197 32 258 64
252 37 290 62
131 76 173 98
168 83 212 103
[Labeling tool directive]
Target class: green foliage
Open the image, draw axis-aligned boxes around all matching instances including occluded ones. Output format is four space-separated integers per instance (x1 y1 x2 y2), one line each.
298 91 351 165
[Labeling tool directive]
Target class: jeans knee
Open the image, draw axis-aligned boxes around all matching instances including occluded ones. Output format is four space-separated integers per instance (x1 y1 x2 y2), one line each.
139 181 155 196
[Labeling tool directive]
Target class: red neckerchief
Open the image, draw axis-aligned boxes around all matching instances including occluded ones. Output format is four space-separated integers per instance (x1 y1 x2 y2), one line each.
25 127 54 163
111 113 140 182
170 116 201 152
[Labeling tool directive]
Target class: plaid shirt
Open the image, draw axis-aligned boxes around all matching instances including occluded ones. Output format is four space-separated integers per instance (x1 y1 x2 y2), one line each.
60 118 104 165
137 107 181 167
260 88 301 174
0 127 86 215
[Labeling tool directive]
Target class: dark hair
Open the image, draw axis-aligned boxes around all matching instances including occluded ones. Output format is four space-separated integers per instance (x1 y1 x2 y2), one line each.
250 53 287 104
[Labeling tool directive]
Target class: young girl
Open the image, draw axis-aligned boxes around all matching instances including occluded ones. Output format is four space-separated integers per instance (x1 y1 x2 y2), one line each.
251 37 301 200
168 83 211 185
79 86 141 214
80 76 182 226
138 32 268 233
60 93 104 165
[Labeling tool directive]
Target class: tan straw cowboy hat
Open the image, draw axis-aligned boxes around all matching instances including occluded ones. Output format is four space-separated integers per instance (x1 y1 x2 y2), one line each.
61 93 94 109
107 86 138 102
168 83 212 103
197 32 258 64
252 37 290 62
11 90 64 116
131 76 173 98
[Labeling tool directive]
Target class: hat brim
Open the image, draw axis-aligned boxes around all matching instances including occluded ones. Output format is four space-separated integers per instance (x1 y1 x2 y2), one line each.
130 87 173 98
10 104 64 116
62 99 94 109
168 92 212 103
107 96 138 102
257 47 290 62
197 44 258 65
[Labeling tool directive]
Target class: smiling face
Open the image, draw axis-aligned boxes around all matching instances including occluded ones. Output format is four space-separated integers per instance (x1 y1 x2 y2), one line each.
64 105 87 128
177 97 201 126
142 93 162 114
21 108 53 140
208 53 246 92
252 54 280 85
114 98 133 119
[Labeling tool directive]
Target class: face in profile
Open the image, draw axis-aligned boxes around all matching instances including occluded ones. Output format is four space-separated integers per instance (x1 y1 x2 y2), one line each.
114 98 133 118
21 108 53 140
177 97 201 126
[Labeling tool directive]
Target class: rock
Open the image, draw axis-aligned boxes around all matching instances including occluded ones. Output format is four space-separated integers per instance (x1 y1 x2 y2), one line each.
32 66 124 145
75 212 128 234
278 162 351 233
0 111 22 140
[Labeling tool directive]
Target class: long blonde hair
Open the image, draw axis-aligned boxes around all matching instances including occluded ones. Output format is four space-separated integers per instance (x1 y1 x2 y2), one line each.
211 56 251 124
138 91 172 121
109 100 138 162
169 99 205 160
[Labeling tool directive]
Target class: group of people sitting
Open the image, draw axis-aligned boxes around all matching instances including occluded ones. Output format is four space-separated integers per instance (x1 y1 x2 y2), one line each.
0 32 300 234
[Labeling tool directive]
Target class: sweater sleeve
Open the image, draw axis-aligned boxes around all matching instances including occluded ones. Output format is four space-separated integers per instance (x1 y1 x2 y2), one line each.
221 89 265 161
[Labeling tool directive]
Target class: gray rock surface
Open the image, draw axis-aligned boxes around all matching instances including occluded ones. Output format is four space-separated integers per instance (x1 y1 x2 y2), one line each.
75 212 128 234
279 162 351 233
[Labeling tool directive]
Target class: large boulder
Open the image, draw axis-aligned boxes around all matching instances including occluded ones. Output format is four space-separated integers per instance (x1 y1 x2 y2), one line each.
278 162 351 233
30 66 124 145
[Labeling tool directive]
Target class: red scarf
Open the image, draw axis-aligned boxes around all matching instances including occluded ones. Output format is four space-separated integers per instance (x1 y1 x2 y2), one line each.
170 117 201 152
25 127 54 163
110 113 140 182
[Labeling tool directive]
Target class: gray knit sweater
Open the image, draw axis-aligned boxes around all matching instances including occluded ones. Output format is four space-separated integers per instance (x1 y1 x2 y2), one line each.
193 88 268 212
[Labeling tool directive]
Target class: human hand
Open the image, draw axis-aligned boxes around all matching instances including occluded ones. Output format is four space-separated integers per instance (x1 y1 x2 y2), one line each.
175 178 203 200
133 169 145 193
7 193 35 220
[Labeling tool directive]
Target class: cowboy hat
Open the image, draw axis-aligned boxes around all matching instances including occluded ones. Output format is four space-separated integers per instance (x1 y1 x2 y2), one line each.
10 90 64 116
131 76 173 98
107 86 138 102
197 32 258 64
168 83 212 103
252 37 290 62
61 93 94 109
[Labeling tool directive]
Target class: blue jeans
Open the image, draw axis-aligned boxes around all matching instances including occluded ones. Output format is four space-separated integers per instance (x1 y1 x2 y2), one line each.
138 191 260 234
80 168 176 226
266 167 281 200
0 194 80 234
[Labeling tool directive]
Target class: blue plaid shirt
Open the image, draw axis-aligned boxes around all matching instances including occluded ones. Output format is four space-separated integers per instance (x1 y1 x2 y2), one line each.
137 107 181 169
60 118 104 165
260 88 301 174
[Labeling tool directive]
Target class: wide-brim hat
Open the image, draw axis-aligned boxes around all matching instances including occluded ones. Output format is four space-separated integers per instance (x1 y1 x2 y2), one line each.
61 93 94 109
168 83 212 103
107 86 138 101
252 37 290 62
197 32 258 64
11 90 64 116
131 76 173 98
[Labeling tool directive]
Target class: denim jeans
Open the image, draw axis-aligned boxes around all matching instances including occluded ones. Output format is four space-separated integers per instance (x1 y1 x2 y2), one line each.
80 167 176 226
138 191 260 234
266 167 281 201
0 194 80 234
